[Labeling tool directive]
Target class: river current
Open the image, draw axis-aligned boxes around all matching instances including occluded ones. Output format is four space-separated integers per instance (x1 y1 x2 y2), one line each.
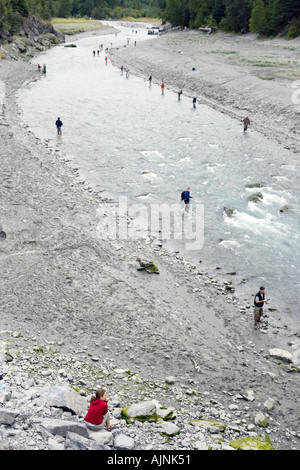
17 21 300 321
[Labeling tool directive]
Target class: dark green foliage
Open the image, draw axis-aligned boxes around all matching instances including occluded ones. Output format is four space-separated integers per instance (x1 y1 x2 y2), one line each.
0 0 299 38
163 0 300 37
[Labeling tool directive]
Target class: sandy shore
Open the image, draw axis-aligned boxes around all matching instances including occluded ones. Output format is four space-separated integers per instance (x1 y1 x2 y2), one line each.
110 29 300 153
1 28 300 449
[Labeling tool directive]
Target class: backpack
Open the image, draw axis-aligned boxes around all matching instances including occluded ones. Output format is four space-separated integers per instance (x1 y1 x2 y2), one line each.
181 191 187 201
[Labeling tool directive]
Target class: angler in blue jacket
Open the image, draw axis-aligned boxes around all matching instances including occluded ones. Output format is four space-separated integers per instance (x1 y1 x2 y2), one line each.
181 187 192 213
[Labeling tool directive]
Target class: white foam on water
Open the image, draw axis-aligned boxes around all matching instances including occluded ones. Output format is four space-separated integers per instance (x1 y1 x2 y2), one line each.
219 240 241 251
141 150 164 159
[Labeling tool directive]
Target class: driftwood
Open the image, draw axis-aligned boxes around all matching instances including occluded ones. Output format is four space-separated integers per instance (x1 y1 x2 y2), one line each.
199 26 216 35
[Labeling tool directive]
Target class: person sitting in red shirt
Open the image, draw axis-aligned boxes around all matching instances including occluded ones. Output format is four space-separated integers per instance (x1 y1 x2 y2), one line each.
84 388 112 431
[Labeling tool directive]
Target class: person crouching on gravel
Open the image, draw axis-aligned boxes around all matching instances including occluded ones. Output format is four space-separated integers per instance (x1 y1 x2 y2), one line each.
84 388 113 431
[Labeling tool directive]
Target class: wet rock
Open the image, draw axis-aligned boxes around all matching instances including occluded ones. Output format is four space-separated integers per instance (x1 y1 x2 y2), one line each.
248 192 263 203
245 182 265 188
279 205 293 212
223 206 235 217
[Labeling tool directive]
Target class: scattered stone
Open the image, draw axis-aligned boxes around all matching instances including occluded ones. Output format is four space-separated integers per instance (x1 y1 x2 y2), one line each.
113 433 135 450
263 398 276 412
241 389 255 402
165 376 176 385
269 348 292 363
159 421 180 436
254 412 269 428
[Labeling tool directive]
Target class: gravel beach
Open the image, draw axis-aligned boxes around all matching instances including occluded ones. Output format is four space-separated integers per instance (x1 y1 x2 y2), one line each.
0 26 300 450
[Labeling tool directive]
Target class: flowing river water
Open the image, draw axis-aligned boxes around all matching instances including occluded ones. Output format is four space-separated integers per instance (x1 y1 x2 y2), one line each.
17 21 300 322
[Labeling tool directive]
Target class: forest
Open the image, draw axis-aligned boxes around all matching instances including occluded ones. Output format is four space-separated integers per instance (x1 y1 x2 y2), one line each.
1 0 300 38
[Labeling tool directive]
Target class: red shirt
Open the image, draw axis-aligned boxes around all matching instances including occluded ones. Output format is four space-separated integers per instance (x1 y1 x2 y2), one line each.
84 399 108 425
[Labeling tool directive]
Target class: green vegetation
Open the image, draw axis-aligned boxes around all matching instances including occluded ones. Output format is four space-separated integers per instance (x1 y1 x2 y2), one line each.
51 17 108 35
1 0 300 38
229 435 274 450
162 0 300 37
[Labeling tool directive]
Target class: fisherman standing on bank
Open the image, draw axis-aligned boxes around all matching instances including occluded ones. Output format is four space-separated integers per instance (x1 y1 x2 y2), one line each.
254 286 267 329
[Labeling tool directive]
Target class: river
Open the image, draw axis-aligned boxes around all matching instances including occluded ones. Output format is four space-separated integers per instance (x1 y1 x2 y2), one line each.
17 21 300 322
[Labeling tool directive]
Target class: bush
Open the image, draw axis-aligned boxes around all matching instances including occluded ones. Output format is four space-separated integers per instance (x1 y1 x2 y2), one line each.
287 21 300 39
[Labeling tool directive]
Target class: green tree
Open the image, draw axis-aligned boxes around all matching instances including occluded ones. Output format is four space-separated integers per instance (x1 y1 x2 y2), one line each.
0 0 8 27
249 0 267 35
56 0 72 17
212 0 225 23
162 0 189 26
11 0 29 16
270 0 300 34
224 0 252 32
189 0 210 28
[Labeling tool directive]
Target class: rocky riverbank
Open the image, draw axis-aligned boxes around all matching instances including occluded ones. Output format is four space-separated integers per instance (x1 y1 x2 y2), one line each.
0 330 298 451
0 24 300 451
0 14 65 61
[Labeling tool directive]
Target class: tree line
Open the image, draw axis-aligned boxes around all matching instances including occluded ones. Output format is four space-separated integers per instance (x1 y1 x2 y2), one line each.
1 0 300 38
163 0 300 37
0 0 165 32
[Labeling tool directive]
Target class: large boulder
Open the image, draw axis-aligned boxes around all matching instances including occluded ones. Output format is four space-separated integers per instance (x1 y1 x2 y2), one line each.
122 401 157 424
0 408 19 426
37 385 87 416
65 431 110 450
39 418 89 438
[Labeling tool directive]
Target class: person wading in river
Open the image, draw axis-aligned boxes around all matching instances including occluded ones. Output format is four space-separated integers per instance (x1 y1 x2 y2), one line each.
181 187 193 213
243 116 250 131
55 117 63 135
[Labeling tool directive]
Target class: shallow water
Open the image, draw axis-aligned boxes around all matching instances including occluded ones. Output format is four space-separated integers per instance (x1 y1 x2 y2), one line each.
17 22 300 320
